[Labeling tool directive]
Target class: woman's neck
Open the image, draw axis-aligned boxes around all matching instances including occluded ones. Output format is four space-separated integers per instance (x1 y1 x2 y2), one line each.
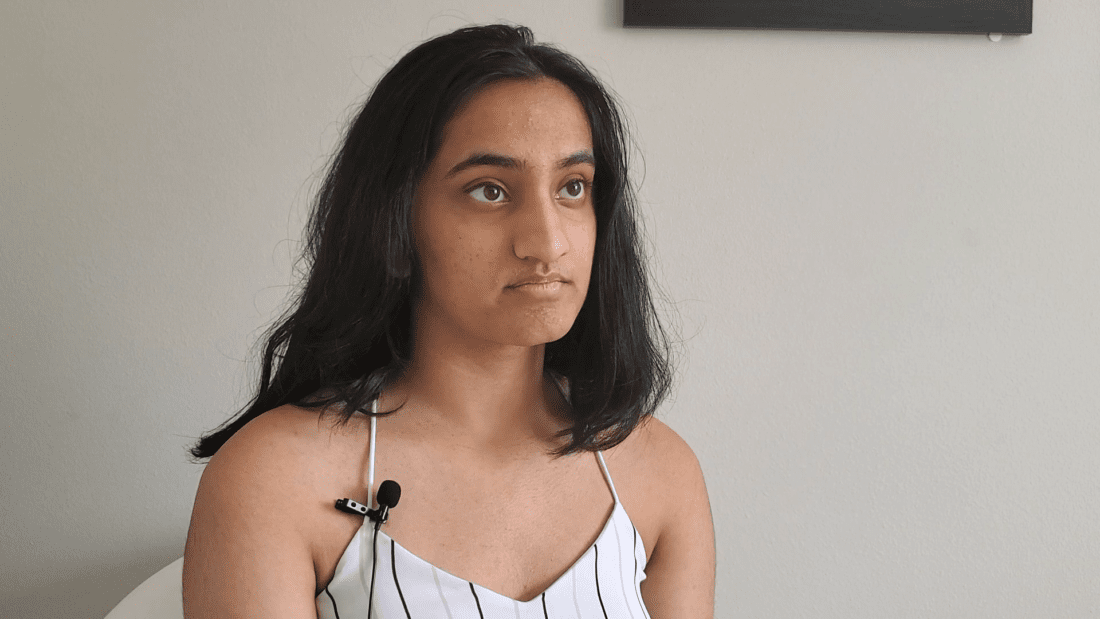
380 324 570 454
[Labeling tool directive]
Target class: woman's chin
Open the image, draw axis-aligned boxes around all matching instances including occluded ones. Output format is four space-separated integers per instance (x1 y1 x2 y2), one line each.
493 315 577 348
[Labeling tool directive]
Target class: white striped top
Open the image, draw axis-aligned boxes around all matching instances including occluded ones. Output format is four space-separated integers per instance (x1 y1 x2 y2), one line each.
317 413 651 619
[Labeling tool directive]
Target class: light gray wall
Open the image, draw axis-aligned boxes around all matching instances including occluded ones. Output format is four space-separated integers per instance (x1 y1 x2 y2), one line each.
2 1 1097 617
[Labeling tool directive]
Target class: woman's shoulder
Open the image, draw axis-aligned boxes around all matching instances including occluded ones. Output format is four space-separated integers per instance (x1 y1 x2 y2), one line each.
205 405 326 468
609 416 704 492
602 417 709 554
202 404 361 497
605 416 715 614
185 405 356 612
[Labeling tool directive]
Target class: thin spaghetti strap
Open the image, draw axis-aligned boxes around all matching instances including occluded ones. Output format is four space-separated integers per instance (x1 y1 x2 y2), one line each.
595 450 621 506
367 399 377 509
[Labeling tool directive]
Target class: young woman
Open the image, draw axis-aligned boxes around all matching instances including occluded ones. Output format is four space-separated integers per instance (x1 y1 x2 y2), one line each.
183 24 715 618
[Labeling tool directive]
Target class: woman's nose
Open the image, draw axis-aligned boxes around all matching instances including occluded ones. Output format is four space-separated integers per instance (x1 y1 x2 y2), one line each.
512 190 568 264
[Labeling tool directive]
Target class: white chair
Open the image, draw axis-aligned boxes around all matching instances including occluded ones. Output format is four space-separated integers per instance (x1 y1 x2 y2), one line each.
103 557 184 619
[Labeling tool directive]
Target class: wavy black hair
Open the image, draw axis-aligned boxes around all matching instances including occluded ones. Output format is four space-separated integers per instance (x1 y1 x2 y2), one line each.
191 24 673 459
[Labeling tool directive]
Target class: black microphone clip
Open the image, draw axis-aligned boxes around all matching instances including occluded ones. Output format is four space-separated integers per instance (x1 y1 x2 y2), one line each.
334 497 369 517
365 504 392 524
335 479 401 524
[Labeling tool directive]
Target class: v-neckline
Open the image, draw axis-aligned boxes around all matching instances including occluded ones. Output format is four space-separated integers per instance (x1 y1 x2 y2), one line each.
375 499 627 604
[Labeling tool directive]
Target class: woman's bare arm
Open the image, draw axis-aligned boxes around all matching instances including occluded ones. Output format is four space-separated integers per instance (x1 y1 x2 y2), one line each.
638 420 717 618
183 410 320 619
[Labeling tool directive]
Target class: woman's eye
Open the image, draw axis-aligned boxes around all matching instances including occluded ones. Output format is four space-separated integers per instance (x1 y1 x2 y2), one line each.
468 183 506 203
560 179 587 200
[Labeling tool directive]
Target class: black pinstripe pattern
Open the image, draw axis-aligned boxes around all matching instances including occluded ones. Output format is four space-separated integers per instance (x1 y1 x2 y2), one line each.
594 544 608 618
391 539 412 618
323 586 341 619
470 582 485 618
633 525 648 617
612 514 636 619
633 526 638 577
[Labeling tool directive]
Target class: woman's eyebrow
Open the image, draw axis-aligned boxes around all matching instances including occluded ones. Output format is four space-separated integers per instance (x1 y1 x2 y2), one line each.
444 150 594 179
445 152 518 178
558 150 595 168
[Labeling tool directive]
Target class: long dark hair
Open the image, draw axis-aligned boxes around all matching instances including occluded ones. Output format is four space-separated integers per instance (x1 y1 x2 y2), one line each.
191 24 673 459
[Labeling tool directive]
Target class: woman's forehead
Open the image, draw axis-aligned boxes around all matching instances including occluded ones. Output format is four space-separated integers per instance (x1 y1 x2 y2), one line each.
433 78 594 170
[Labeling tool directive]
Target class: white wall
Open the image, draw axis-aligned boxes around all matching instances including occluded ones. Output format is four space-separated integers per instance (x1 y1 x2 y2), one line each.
2 1 1097 617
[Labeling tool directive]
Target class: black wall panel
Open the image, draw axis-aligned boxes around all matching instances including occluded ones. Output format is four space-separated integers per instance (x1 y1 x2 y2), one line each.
624 1 1032 34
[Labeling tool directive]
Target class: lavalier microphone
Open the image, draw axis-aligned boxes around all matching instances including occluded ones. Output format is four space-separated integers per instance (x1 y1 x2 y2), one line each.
368 479 401 524
335 479 402 523
335 479 402 619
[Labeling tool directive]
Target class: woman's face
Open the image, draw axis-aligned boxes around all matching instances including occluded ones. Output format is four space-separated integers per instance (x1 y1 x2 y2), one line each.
411 77 597 350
